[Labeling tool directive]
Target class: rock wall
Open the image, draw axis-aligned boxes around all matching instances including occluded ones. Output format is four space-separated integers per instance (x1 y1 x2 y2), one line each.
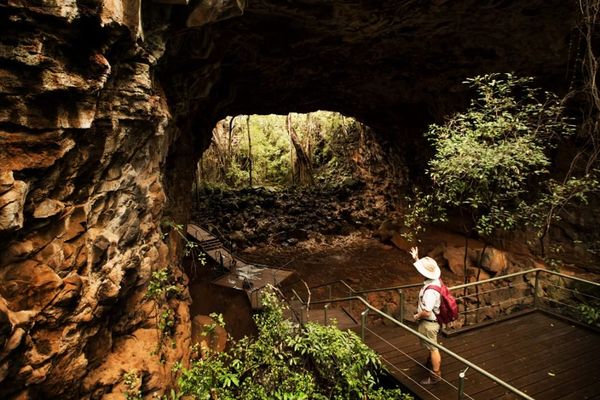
0 1 192 398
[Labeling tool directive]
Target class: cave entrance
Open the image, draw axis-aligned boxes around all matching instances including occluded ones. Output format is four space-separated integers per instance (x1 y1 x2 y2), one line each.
187 111 417 340
193 111 405 250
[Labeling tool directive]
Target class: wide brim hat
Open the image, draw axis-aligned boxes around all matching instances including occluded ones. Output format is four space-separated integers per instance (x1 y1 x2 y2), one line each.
413 256 441 280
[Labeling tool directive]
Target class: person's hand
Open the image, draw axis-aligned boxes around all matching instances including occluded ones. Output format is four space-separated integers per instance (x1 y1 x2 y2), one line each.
413 313 419 321
410 247 419 261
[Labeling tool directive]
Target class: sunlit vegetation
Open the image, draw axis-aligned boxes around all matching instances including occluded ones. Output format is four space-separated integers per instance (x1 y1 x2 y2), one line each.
197 111 367 189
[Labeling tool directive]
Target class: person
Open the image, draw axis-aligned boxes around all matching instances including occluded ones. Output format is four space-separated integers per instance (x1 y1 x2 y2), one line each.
410 246 442 385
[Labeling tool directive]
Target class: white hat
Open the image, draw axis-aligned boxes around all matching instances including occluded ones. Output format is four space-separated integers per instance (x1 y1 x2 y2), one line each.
413 257 441 280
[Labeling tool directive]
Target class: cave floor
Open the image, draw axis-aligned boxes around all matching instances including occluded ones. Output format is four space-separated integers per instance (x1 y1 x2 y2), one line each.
240 231 469 294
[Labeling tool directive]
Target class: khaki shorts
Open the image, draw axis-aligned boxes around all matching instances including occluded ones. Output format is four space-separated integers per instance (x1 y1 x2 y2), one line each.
418 320 440 351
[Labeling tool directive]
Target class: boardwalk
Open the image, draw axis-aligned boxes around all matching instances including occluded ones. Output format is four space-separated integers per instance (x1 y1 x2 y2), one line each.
187 224 295 309
361 312 600 400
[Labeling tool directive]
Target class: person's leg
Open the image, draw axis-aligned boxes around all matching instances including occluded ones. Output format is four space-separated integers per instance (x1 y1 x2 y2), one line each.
425 353 432 369
430 349 441 377
420 349 441 384
419 321 441 384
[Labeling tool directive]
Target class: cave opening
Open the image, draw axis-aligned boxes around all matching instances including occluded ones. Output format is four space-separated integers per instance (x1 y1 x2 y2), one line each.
186 110 414 340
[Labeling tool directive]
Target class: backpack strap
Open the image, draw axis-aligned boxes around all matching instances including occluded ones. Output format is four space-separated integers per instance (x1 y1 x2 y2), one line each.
424 284 441 293
424 279 445 293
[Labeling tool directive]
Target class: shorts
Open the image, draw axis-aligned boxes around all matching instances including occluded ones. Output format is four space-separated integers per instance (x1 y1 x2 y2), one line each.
418 320 440 351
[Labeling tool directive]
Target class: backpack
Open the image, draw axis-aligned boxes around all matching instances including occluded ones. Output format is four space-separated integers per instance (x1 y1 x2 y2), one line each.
425 280 459 324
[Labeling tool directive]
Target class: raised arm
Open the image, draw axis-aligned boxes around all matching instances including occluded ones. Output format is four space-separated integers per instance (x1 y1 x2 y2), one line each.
409 246 419 261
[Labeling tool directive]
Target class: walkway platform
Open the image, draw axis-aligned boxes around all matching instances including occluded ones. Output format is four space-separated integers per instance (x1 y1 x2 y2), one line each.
362 312 600 400
187 224 295 309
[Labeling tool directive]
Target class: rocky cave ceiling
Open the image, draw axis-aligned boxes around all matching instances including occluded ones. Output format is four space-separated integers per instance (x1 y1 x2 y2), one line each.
163 0 577 143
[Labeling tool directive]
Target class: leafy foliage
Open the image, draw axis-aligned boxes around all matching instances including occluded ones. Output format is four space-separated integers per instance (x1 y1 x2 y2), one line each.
145 266 184 362
198 112 364 189
123 371 143 400
146 268 183 303
174 290 412 400
405 73 581 243
161 220 207 269
578 303 600 326
426 73 573 235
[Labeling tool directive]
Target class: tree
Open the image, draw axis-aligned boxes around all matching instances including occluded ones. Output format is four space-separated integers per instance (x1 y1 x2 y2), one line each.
246 115 253 187
196 112 367 189
287 113 314 186
406 73 576 281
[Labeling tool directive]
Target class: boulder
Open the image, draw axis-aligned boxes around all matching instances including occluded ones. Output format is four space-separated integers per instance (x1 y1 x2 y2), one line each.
478 247 508 275
442 245 473 276
288 228 309 241
229 230 246 244
375 220 401 242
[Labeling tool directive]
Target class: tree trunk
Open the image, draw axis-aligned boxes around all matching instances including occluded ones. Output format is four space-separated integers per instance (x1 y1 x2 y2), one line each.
246 115 253 187
228 116 235 154
463 233 470 325
216 122 229 182
306 113 312 164
287 113 314 186
475 243 488 324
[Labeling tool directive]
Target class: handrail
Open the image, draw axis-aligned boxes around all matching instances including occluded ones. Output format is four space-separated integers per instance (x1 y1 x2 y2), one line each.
293 293 534 400
355 283 422 295
290 267 600 399
541 268 600 287
449 268 538 291
450 268 600 291
308 279 356 293
310 268 600 299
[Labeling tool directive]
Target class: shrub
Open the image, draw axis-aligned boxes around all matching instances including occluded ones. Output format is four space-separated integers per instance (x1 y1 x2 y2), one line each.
175 290 412 400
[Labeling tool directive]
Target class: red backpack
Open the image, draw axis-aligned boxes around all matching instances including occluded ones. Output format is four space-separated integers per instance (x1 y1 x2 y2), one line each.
425 280 459 324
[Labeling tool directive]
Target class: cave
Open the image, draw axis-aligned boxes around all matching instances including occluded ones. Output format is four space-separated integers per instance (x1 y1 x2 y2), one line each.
0 0 597 398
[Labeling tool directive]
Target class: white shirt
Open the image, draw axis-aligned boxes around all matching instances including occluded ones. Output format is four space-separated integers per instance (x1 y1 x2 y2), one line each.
418 278 442 321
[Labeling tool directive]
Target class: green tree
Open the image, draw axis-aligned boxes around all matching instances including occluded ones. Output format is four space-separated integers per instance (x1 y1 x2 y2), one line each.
406 73 576 279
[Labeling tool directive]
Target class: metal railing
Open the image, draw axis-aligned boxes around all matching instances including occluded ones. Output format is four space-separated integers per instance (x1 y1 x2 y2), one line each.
449 268 600 330
298 268 600 331
287 268 600 399
289 289 534 400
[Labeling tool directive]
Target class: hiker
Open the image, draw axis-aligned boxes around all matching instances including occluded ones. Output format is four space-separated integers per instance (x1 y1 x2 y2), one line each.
410 246 442 385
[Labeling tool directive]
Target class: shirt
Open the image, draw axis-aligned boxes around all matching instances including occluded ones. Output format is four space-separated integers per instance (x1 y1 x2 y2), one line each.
418 278 442 321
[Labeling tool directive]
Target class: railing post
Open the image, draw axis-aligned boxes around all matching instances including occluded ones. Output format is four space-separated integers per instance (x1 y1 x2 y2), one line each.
324 303 329 325
397 289 405 322
361 309 369 339
458 367 469 400
533 270 540 309
328 285 332 301
300 305 306 324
